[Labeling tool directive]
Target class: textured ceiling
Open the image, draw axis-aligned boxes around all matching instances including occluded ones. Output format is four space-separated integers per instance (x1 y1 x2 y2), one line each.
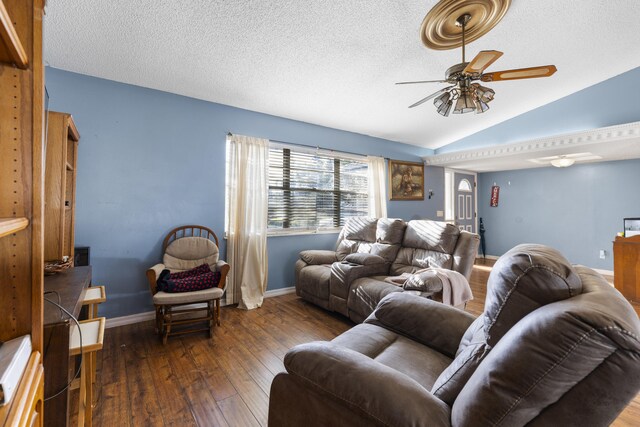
43 0 640 149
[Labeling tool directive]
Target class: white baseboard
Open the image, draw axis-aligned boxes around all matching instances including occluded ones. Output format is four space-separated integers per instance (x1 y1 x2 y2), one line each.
264 286 296 298
106 311 156 328
106 287 296 329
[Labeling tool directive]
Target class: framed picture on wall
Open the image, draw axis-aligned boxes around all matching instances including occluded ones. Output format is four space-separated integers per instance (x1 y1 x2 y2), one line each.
388 160 424 200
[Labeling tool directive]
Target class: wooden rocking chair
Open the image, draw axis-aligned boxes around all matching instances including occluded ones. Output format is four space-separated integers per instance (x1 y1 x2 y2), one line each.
146 225 230 344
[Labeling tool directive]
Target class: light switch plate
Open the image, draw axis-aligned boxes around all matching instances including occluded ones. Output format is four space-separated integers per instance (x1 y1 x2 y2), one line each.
436 210 444 218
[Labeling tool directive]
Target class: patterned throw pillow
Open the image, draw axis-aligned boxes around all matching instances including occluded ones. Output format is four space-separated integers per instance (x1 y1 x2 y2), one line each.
157 264 221 293
169 263 211 279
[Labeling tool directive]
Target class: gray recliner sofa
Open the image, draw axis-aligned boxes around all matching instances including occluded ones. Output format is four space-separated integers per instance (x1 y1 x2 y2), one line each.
271 244 640 426
295 217 480 322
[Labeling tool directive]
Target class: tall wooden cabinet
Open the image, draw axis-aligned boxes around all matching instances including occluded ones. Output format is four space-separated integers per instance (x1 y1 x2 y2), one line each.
45 112 79 262
613 235 640 303
0 0 45 426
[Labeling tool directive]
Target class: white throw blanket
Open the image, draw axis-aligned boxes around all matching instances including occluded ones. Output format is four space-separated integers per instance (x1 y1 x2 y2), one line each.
384 267 473 307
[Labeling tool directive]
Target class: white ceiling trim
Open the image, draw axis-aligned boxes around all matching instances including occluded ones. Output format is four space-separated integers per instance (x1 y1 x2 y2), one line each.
423 121 640 172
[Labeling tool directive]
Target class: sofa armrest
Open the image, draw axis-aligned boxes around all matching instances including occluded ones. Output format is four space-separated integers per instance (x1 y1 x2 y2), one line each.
452 231 480 280
300 250 338 265
214 260 230 290
282 342 450 427
146 263 165 295
365 292 475 358
330 260 389 303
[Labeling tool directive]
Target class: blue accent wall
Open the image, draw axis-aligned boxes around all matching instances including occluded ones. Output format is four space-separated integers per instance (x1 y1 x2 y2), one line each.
45 68 441 318
478 159 640 270
437 66 640 154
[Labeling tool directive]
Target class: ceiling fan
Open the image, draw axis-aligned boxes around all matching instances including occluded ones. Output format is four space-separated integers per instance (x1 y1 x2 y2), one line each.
397 13 557 116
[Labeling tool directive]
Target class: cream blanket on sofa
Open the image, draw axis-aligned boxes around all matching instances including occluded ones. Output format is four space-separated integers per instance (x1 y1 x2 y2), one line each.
384 267 473 307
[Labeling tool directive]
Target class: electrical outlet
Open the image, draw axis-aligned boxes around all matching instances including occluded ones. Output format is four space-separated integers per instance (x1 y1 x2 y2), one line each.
599 249 606 259
436 210 444 218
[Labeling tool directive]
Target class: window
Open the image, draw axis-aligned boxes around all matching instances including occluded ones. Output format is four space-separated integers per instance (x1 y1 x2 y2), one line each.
458 178 472 192
268 144 369 233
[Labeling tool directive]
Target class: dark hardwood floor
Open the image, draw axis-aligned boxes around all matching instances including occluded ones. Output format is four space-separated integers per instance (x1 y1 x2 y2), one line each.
77 261 639 426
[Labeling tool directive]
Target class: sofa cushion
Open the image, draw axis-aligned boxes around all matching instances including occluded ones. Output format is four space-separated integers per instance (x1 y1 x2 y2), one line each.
431 244 583 405
370 243 401 263
376 218 406 244
347 277 402 322
402 220 460 253
343 217 378 241
390 248 453 275
332 324 452 390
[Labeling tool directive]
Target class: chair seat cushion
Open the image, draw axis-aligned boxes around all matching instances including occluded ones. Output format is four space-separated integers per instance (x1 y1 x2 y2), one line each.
153 286 224 305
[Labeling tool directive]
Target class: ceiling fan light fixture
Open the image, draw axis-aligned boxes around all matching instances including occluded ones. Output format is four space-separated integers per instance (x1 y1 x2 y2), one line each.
474 99 489 114
434 91 451 108
550 156 575 168
453 90 475 114
437 99 453 116
476 84 495 103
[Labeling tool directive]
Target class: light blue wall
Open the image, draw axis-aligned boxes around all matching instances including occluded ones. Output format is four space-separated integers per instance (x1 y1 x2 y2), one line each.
45 67 441 318
478 159 640 270
437 66 640 154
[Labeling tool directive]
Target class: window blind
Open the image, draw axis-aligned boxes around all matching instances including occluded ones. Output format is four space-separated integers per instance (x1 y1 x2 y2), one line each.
268 146 369 232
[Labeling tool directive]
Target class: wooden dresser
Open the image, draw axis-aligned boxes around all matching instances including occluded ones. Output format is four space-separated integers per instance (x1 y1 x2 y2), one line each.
613 235 640 303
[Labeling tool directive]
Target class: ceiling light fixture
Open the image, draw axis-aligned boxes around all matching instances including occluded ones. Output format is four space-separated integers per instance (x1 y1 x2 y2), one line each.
396 0 557 117
550 156 575 168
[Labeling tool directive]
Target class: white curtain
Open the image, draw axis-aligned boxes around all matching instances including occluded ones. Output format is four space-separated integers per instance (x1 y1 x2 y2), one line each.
367 156 387 218
225 134 269 309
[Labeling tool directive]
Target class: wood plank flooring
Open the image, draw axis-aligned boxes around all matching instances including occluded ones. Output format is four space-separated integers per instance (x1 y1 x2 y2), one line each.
78 261 639 426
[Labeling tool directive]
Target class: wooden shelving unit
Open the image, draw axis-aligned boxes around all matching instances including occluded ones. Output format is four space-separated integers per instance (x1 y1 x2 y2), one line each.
45 112 80 262
0 217 29 238
0 0 45 425
0 0 27 68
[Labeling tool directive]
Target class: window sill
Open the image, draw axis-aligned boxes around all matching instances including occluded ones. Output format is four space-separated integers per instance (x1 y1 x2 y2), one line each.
267 228 342 238
223 228 341 240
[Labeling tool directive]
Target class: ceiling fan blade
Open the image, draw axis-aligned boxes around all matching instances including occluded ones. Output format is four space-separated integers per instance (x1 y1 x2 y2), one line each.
396 80 447 85
481 65 557 82
408 86 453 108
463 50 503 75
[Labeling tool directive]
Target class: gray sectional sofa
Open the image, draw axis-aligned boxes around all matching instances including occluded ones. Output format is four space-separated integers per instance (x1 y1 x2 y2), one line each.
272 244 640 426
294 217 480 322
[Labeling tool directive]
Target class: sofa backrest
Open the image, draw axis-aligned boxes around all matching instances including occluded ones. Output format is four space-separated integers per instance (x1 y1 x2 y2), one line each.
431 244 583 406
335 217 406 264
451 262 640 426
390 220 461 275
